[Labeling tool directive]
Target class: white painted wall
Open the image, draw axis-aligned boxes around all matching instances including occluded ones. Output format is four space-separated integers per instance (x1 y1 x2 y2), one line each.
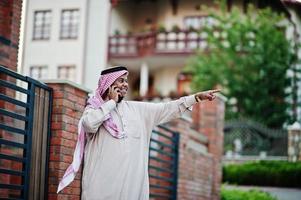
153 67 182 96
22 0 88 85
110 0 220 33
286 8 301 122
156 0 218 30
22 0 112 91
84 0 111 91
110 3 134 35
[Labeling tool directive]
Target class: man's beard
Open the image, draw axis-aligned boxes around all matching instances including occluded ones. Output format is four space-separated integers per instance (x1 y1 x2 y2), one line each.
117 95 124 103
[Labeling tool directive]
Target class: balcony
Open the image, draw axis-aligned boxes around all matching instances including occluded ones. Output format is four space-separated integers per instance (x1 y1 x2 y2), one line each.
108 30 208 59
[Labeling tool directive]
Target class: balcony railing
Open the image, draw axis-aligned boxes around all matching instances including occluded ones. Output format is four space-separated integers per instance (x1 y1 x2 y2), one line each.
108 30 208 58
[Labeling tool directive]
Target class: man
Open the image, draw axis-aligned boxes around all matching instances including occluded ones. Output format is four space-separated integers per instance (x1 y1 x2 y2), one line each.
58 66 220 199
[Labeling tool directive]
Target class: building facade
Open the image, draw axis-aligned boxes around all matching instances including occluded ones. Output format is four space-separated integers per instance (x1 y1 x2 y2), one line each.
283 0 301 123
108 0 301 120
21 0 301 119
21 0 111 91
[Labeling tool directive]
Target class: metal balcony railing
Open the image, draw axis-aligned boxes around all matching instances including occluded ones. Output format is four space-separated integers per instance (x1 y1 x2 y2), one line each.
108 30 209 58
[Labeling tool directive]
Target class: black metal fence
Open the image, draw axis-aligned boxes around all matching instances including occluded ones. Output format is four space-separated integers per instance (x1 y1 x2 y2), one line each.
0 65 52 200
149 125 179 200
224 119 287 157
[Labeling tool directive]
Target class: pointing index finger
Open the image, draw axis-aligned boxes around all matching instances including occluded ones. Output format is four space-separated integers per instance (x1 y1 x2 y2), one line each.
210 89 221 94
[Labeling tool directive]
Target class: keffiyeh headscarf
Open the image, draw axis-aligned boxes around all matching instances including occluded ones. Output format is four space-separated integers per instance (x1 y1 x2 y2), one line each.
57 66 128 193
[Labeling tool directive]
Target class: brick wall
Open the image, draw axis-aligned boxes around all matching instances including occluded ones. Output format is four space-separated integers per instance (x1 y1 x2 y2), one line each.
0 0 22 70
0 0 22 131
195 97 225 200
168 118 214 199
169 96 225 200
46 81 90 200
0 0 23 198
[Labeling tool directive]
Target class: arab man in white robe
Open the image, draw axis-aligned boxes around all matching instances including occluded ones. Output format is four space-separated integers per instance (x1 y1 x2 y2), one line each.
58 66 220 200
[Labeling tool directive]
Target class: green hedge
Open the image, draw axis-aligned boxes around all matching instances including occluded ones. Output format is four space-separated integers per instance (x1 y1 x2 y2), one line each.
221 188 277 200
223 161 301 188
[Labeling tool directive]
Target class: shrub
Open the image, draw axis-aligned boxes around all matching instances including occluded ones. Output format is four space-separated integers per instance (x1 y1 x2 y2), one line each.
223 161 301 188
221 188 277 200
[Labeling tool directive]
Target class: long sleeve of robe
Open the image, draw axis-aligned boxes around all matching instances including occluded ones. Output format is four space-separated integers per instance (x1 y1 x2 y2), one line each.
81 95 197 200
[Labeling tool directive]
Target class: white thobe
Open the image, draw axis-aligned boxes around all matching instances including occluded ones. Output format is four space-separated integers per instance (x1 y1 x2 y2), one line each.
81 95 196 200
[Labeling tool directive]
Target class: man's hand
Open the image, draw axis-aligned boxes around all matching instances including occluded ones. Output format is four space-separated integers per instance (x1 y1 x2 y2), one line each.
108 86 120 103
195 89 221 102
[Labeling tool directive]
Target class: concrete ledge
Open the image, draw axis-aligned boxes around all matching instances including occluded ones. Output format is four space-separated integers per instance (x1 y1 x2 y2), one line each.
188 128 209 144
187 139 208 155
42 79 92 94
216 93 227 102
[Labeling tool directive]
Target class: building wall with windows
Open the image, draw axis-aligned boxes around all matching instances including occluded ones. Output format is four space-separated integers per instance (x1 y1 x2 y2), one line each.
108 0 239 98
22 0 87 83
110 0 219 34
21 0 111 91
108 0 301 121
280 1 301 123
287 5 301 123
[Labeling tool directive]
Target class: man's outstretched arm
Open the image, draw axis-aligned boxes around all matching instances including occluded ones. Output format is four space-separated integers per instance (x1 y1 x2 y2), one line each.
143 89 221 127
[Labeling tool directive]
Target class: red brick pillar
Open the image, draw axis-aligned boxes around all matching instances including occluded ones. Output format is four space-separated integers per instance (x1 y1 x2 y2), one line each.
0 0 22 69
46 81 90 200
192 95 225 200
0 1 23 198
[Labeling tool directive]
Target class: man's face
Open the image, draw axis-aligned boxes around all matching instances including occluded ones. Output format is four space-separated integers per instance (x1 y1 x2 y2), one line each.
112 74 129 102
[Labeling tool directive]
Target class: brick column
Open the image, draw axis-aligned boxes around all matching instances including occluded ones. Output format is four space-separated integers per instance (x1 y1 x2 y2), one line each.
0 1 23 198
0 0 22 69
171 118 214 200
192 95 225 200
288 122 301 162
45 80 90 200
168 95 225 200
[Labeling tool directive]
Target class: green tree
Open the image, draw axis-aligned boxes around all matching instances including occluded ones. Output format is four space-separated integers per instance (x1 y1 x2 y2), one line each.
186 4 298 128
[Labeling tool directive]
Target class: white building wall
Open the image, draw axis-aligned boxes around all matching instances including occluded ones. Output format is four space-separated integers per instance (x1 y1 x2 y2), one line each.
22 0 111 91
288 9 301 122
84 0 111 91
110 0 222 33
156 0 219 30
22 0 88 84
110 3 134 35
153 67 182 96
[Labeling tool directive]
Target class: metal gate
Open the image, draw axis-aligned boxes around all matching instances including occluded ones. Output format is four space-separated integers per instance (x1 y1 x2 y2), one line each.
149 125 179 200
224 119 287 156
0 65 52 199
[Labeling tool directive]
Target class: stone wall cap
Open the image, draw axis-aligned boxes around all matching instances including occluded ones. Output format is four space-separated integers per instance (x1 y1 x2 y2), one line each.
216 93 227 102
42 79 92 94
288 121 301 130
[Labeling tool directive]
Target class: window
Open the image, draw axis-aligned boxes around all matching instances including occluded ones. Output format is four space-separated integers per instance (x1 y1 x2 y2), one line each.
33 10 51 40
60 9 79 39
30 66 48 79
58 66 76 81
184 16 217 30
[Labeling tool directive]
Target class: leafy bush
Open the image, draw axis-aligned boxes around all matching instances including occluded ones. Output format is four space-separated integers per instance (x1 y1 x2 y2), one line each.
223 161 301 188
221 188 277 200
